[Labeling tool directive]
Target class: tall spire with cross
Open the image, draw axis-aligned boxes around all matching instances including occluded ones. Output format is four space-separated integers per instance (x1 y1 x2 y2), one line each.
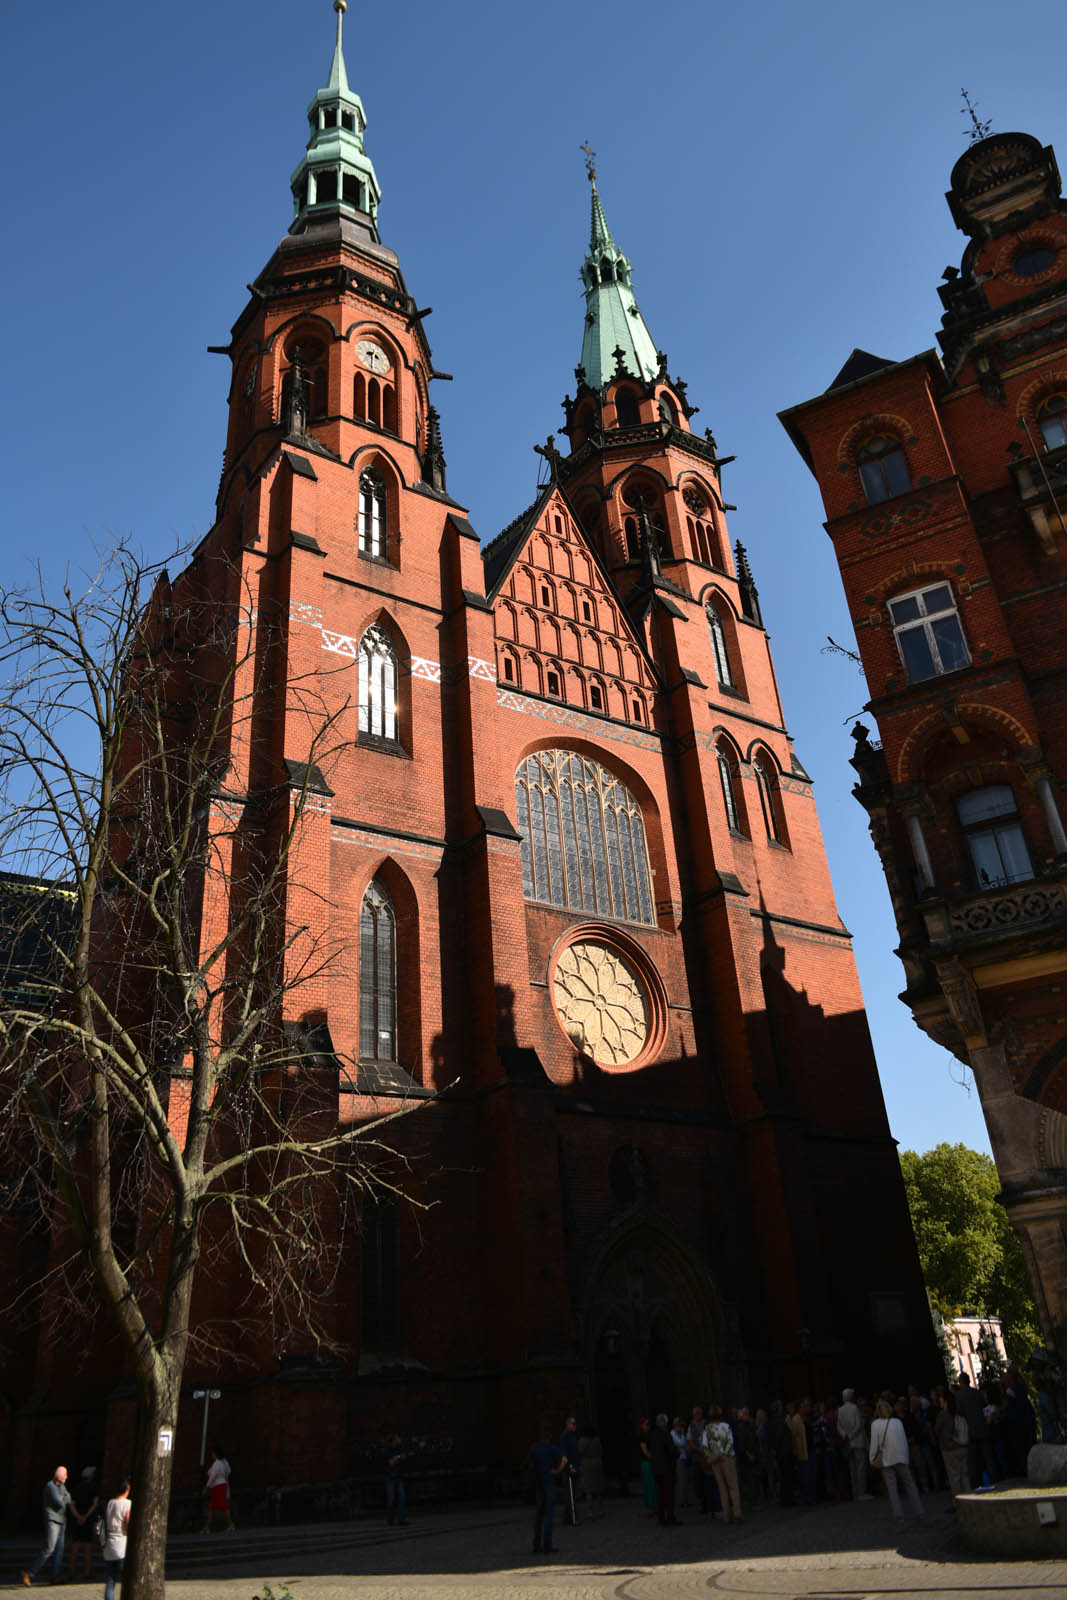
577 145 660 390
288 0 382 236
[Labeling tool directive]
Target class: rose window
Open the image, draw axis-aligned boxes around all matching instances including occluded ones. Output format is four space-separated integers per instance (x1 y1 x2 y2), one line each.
553 941 650 1067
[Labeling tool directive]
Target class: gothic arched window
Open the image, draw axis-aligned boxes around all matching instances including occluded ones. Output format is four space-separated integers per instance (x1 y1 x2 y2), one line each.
717 745 743 833
515 749 654 924
706 603 733 687
359 470 387 558
360 879 396 1062
358 624 397 741
754 759 783 844
360 1195 399 1348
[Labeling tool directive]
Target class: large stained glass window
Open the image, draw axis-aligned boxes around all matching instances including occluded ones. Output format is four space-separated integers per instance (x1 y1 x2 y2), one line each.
515 750 654 924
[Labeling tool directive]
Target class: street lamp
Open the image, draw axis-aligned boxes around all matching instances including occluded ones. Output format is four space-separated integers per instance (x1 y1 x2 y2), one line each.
192 1388 222 1467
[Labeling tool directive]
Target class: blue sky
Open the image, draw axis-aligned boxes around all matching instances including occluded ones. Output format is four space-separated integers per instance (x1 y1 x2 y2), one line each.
5 0 1064 1155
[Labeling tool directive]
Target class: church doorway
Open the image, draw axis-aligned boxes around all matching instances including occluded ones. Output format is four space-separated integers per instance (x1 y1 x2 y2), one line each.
584 1217 723 1469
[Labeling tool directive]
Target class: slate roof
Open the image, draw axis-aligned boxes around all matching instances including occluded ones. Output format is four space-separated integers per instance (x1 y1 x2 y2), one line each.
824 348 897 393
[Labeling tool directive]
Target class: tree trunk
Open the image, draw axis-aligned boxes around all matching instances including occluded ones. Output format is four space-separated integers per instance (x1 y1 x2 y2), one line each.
122 1364 181 1600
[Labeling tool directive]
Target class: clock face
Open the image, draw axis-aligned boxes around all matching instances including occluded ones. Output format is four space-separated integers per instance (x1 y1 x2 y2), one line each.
356 339 391 375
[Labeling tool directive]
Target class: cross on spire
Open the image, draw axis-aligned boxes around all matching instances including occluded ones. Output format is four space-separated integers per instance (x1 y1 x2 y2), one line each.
581 140 597 184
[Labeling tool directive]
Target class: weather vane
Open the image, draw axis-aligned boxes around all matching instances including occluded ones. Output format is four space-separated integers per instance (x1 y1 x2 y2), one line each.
960 89 992 144
581 140 597 184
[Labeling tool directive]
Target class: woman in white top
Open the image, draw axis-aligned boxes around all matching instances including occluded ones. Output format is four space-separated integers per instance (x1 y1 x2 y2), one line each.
868 1399 924 1524
102 1478 131 1600
202 1445 235 1533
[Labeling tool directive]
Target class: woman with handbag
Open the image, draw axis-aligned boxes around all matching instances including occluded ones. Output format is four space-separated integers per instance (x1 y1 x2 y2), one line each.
868 1399 925 1526
101 1477 131 1600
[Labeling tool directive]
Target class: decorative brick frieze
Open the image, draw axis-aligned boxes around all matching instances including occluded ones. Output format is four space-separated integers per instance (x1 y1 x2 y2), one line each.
496 687 662 750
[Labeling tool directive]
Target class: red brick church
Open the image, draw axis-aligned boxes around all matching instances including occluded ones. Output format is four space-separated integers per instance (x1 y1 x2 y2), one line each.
5 5 934 1515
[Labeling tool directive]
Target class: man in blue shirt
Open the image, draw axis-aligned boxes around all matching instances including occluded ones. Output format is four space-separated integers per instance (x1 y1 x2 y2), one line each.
21 1464 71 1587
527 1424 567 1554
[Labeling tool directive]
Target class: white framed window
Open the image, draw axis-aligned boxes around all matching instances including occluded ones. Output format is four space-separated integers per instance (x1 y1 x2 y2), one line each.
889 583 970 682
359 470 387 558
706 603 733 687
357 624 397 741
956 786 1033 889
857 434 912 504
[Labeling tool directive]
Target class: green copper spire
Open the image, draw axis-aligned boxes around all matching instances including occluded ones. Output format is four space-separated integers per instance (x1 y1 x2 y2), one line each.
289 1 382 235
578 150 660 389
327 0 350 93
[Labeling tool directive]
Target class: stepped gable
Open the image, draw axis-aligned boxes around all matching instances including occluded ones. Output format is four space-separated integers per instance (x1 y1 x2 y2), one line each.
487 480 658 696
481 491 548 595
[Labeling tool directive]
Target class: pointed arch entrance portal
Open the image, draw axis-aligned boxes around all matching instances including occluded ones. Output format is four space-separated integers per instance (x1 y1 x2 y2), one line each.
584 1217 726 1482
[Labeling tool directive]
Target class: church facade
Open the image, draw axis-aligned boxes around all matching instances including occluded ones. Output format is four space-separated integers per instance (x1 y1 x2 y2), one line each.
7 8 934 1513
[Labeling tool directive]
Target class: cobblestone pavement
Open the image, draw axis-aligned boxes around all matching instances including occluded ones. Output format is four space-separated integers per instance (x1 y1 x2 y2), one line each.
3 1489 1063 1597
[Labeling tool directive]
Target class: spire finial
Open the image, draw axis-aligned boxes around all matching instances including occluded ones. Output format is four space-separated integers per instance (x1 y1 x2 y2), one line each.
960 88 993 143
581 139 597 185
327 0 350 93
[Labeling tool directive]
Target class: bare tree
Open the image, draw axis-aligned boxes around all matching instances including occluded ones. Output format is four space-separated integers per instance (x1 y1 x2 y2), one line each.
0 545 421 1600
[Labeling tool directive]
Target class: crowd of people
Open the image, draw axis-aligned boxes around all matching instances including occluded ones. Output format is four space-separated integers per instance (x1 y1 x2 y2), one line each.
18 1444 234 1592
527 1367 1042 1552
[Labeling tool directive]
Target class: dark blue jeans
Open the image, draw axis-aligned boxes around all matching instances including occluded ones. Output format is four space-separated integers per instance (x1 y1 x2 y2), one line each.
28 1519 65 1582
104 1555 125 1600
533 1481 557 1551
385 1476 406 1524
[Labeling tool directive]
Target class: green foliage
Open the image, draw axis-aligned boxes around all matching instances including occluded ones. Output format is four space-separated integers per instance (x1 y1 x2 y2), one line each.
929 1298 958 1386
253 1587 294 1600
900 1142 1041 1374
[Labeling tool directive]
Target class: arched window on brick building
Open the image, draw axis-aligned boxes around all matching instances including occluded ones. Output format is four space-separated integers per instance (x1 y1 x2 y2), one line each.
717 744 745 834
359 878 396 1062
956 786 1033 889
514 749 654 924
706 602 733 688
360 1194 399 1349
856 434 912 505
358 624 397 740
754 755 785 845
358 470 388 558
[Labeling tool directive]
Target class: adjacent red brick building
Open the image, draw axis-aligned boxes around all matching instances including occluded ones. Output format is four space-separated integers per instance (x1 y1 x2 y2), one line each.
4 10 935 1516
782 129 1067 1369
